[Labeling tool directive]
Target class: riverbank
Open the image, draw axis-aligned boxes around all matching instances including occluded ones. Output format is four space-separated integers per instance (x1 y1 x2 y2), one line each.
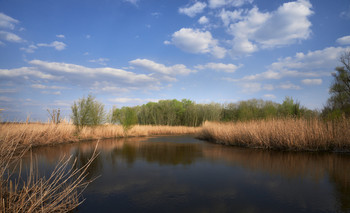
196 118 350 152
0 123 200 148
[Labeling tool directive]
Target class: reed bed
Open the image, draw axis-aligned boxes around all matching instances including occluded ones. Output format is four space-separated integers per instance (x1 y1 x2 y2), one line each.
196 118 350 152
0 129 98 213
0 123 200 148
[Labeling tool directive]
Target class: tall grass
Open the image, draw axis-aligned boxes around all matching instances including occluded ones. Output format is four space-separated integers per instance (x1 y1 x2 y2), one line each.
196 118 350 152
0 129 98 212
0 123 200 148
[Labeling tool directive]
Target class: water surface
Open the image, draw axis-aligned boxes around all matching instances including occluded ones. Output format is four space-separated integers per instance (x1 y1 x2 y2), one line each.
24 136 350 213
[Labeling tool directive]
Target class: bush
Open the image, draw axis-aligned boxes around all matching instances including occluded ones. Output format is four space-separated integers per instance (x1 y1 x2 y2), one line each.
71 94 105 127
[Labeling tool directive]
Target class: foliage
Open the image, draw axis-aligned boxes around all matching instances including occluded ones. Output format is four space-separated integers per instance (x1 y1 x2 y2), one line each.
112 106 138 133
111 98 317 127
71 94 105 127
323 51 350 118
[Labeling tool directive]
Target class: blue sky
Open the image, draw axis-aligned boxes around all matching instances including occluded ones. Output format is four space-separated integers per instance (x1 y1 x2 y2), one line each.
0 0 349 121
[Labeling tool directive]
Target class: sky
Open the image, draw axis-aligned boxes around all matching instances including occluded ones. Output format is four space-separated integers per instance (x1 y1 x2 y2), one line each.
0 0 350 121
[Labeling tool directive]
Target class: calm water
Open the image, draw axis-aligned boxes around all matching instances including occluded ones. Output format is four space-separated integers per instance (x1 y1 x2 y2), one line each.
23 136 350 213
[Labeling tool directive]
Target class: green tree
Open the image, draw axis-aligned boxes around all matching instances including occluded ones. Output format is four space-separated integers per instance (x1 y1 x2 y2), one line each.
112 107 138 134
324 51 350 118
71 94 105 128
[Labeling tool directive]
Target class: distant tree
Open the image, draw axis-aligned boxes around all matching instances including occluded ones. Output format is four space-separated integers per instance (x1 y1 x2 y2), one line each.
323 51 350 118
71 94 105 128
112 107 138 134
278 97 301 118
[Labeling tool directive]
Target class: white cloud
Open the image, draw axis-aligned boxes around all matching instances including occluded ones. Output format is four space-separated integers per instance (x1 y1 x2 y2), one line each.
195 62 241 73
278 82 301 90
179 2 207 17
340 6 350 19
91 81 130 93
170 28 226 58
163 40 171 45
209 0 253 9
263 94 276 99
108 97 159 104
129 59 196 76
0 31 24 43
88 58 110 66
219 9 242 27
37 41 66 51
31 84 66 90
301 78 322 85
56 34 65 38
238 46 347 81
124 0 138 5
0 67 60 80
240 82 262 93
41 91 61 95
228 0 313 55
0 13 19 30
20 44 38 53
151 12 161 17
29 60 156 85
198 16 209 25
336 35 350 45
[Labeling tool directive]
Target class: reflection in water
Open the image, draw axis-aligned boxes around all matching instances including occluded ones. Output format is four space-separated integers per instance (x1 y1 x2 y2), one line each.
24 136 350 213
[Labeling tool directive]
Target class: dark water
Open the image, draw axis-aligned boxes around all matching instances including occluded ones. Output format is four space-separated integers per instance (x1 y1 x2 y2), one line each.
23 136 350 213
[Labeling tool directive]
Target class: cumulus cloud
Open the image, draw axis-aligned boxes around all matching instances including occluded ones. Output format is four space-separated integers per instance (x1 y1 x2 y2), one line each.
0 13 19 30
278 82 301 90
238 46 346 81
37 41 66 51
56 34 65 38
0 67 60 80
108 97 159 104
263 94 276 99
129 59 196 76
31 84 66 90
227 0 313 55
179 2 207 17
88 58 110 66
91 81 130 93
29 60 156 85
198 16 209 24
209 0 253 9
0 31 24 43
219 9 242 27
195 62 241 73
20 44 38 53
301 78 322 85
170 28 226 58
336 35 350 45
124 0 139 5
1 60 165 95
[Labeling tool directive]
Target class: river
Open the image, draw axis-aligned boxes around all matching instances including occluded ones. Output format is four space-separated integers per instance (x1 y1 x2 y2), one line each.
23 135 350 213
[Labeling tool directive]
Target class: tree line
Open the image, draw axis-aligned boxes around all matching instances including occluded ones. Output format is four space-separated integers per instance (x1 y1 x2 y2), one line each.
70 51 350 128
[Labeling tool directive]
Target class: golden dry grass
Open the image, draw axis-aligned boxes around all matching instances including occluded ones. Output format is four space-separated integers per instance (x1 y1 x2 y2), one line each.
0 123 200 148
196 118 350 152
0 129 98 213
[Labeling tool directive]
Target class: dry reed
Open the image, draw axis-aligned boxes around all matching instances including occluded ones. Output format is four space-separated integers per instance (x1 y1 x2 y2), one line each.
0 123 200 148
196 118 350 152
0 131 98 212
